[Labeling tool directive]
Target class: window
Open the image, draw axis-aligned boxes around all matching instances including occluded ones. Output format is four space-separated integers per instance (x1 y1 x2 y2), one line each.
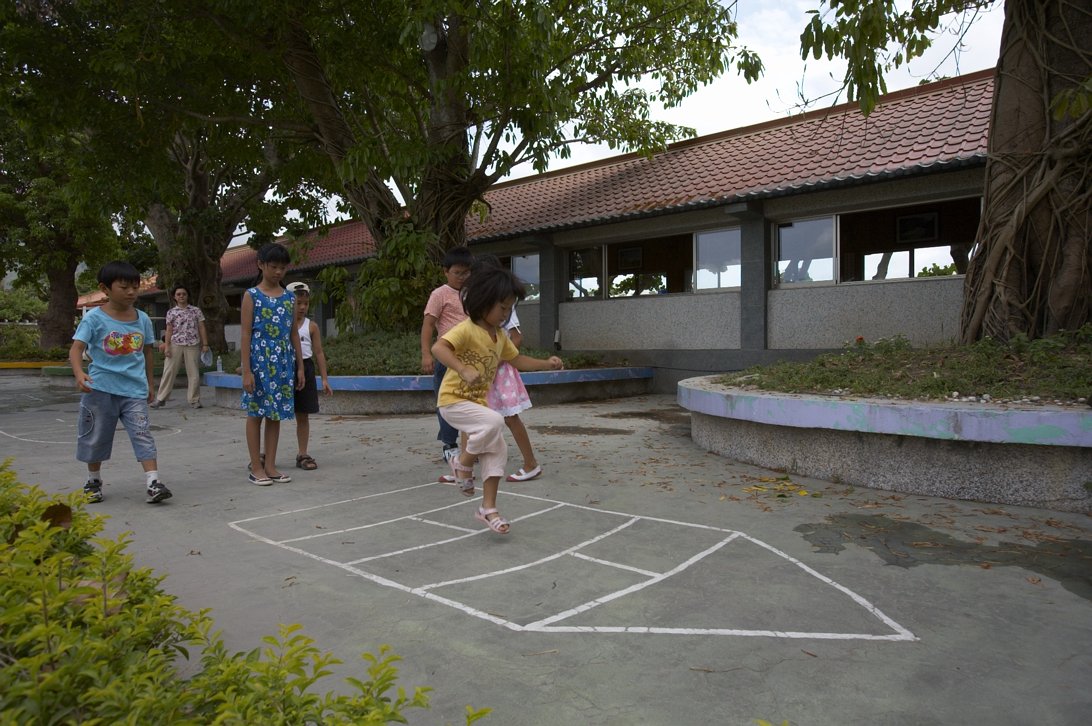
777 217 835 284
567 247 602 299
838 198 980 281
695 228 741 289
606 235 690 298
509 254 540 301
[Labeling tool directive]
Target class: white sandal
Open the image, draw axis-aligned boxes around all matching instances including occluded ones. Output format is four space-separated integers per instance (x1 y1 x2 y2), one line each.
506 465 542 482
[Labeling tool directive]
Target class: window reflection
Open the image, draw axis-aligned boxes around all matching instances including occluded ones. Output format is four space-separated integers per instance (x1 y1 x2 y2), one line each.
568 248 602 299
777 218 835 283
695 228 741 289
510 254 540 300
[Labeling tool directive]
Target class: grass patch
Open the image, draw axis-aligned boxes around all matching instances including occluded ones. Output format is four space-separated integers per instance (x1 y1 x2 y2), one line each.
217 330 608 376
719 325 1092 404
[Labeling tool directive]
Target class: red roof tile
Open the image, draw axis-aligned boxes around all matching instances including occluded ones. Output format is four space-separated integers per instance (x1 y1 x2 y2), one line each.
469 69 994 240
214 69 992 282
220 219 376 284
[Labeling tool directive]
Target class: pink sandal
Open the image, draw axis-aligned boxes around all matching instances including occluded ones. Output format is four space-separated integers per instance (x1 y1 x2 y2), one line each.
449 457 475 497
475 507 510 534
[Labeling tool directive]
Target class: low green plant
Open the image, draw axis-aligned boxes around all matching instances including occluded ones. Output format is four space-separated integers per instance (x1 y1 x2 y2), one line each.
318 331 602 376
0 463 489 724
720 325 1092 402
0 323 68 361
0 287 47 321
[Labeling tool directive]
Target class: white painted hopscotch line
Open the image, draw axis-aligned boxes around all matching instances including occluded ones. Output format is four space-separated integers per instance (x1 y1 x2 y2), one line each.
229 482 918 641
0 424 183 446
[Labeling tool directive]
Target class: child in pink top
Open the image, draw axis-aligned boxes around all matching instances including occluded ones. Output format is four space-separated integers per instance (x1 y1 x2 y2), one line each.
420 246 474 462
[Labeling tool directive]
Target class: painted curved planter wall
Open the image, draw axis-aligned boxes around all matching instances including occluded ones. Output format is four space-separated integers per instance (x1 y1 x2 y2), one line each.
677 375 1092 513
205 367 654 415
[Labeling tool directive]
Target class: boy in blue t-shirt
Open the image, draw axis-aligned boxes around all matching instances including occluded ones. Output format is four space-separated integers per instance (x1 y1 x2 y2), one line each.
69 261 172 504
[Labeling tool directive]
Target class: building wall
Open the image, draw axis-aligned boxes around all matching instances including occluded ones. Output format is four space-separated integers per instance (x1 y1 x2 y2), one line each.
768 276 964 348
560 290 741 350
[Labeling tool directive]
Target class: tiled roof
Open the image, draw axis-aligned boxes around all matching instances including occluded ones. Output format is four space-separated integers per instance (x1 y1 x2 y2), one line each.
468 68 994 240
219 219 376 284
78 276 159 310
210 68 992 283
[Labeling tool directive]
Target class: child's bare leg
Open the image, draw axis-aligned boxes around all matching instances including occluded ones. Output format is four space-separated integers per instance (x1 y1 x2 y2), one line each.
504 415 537 471
139 459 158 473
296 411 309 457
481 475 501 511
263 419 282 475
479 475 509 532
246 417 266 476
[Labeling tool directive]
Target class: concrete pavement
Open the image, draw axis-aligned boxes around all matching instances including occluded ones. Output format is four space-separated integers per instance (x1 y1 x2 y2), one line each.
1 374 1089 725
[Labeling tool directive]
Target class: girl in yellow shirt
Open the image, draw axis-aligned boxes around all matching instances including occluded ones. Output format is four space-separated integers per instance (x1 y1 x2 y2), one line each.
432 266 563 534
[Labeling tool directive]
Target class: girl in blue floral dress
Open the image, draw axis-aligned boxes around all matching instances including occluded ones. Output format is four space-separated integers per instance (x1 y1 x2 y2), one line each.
240 243 304 485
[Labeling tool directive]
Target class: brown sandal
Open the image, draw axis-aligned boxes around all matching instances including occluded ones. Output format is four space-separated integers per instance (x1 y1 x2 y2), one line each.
296 454 318 470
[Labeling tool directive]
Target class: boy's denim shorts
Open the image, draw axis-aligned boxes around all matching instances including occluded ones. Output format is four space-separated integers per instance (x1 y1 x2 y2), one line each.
76 390 157 464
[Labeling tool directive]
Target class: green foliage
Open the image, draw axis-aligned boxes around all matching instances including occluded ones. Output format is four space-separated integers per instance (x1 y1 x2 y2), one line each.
0 287 46 321
325 330 425 376
0 323 67 360
917 262 957 277
1051 74 1092 120
720 325 1092 402
799 1 988 114
321 331 600 376
0 464 487 724
352 225 444 333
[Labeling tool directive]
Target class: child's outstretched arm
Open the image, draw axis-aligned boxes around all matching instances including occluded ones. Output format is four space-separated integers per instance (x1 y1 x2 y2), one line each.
420 314 438 374
240 291 256 393
69 340 92 392
432 338 480 386
511 353 563 373
310 320 333 395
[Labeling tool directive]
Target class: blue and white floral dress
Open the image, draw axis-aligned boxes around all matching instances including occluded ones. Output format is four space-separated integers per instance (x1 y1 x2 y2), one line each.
241 287 296 420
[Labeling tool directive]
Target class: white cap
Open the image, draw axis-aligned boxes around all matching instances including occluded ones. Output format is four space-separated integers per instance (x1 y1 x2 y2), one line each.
286 281 311 294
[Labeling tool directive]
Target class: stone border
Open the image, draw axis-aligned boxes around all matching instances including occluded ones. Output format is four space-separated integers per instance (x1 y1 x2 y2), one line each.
677 375 1092 512
205 367 654 416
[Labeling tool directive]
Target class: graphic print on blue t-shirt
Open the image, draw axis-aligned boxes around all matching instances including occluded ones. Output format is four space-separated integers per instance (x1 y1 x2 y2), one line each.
73 307 154 399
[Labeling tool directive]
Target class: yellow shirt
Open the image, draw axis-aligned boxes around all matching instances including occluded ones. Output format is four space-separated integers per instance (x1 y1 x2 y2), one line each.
438 319 519 407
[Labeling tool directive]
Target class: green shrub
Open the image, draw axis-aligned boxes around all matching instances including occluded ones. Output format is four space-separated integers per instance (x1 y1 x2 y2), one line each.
0 288 47 322
719 325 1092 401
222 330 604 376
0 463 489 724
322 331 602 375
0 323 68 361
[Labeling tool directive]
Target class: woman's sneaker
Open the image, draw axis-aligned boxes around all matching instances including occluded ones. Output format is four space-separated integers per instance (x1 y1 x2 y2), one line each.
146 480 173 503
84 480 104 504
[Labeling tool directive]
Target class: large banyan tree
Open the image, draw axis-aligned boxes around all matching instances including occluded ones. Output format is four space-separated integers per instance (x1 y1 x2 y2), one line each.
805 0 1090 342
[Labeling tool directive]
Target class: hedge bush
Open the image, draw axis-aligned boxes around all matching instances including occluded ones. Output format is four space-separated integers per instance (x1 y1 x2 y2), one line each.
0 324 68 361
0 463 489 724
216 330 606 376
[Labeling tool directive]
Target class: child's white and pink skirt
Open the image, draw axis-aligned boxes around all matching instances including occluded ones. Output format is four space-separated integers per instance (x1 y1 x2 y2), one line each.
487 361 532 417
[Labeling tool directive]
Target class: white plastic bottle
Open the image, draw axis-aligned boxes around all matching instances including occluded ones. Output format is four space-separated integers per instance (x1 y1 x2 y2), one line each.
216 355 223 373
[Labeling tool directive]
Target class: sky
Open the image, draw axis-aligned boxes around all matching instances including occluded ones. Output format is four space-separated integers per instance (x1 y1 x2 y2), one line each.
507 0 1004 177
238 0 1004 243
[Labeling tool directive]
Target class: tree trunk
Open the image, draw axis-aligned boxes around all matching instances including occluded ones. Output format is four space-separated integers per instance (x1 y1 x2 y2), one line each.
960 0 1092 342
146 202 233 351
39 250 79 349
280 19 402 247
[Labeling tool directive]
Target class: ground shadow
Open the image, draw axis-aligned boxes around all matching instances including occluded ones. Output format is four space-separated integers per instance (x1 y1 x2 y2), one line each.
796 513 1092 602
